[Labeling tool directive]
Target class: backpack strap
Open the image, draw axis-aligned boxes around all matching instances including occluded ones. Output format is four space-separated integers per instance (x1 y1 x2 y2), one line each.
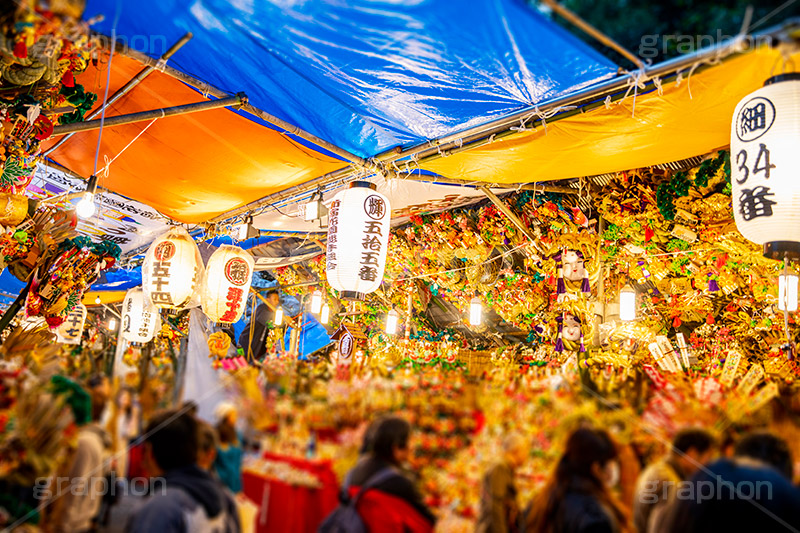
350 467 398 506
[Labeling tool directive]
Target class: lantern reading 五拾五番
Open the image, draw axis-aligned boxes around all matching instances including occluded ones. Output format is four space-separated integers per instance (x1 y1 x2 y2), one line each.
55 303 87 344
325 181 391 300
121 288 161 343
731 74 800 260
201 245 254 324
142 227 204 311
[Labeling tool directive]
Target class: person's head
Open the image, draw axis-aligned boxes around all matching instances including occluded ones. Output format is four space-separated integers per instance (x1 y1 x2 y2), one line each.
197 421 219 471
734 431 793 480
86 373 110 422
266 289 280 308
527 428 623 533
557 427 620 489
370 416 411 466
142 409 198 476
117 387 133 410
502 432 528 468
672 428 715 476
214 402 238 445
182 400 199 418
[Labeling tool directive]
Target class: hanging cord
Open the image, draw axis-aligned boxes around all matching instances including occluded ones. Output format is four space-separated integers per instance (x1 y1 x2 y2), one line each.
92 1 123 177
98 118 159 177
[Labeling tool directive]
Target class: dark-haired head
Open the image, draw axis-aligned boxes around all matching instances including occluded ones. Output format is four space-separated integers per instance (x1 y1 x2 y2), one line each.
672 428 715 476
368 416 411 465
734 431 793 479
143 409 198 474
526 428 625 533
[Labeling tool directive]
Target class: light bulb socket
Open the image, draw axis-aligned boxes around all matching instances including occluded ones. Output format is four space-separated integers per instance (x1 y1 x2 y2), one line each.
763 241 800 261
85 174 98 195
349 181 376 191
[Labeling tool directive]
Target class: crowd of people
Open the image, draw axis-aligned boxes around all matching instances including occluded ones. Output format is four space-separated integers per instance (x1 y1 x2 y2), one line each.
30 370 800 533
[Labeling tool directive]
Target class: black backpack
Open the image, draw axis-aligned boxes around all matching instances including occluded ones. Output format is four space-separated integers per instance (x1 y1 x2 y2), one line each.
318 467 396 533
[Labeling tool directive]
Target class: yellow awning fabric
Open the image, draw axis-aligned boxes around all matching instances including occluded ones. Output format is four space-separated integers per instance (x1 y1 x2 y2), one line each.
82 291 127 306
422 48 799 183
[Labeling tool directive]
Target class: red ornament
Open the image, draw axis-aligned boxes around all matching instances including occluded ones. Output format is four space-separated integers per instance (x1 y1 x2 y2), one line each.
644 226 654 242
13 40 27 59
61 70 75 87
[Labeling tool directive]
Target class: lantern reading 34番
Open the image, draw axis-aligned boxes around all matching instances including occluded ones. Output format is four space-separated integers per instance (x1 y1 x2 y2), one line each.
731 74 800 260
143 227 204 311
325 181 391 300
122 288 161 343
202 245 254 324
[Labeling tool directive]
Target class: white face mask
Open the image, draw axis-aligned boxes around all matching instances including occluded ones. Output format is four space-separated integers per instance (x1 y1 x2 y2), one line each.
604 461 621 488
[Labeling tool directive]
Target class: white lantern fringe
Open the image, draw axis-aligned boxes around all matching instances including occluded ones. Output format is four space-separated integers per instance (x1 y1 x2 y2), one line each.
122 288 161 343
142 226 205 311
201 245 255 324
325 181 391 300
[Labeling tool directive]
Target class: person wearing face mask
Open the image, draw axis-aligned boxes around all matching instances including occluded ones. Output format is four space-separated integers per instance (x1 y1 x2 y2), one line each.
632 428 714 533
524 428 631 533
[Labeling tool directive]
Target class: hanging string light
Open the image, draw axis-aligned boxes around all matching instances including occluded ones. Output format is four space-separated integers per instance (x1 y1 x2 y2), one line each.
76 174 98 219
320 303 330 325
385 307 400 335
310 289 323 314
619 284 637 321
778 261 798 312
469 294 482 326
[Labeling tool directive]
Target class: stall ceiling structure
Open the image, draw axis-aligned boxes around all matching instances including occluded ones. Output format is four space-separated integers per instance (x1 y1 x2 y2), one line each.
45 0 617 223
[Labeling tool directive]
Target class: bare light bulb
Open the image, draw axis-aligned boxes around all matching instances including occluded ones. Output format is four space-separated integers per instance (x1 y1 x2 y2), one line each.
274 306 284 326
76 192 96 219
619 284 636 321
310 290 323 314
469 296 482 326
385 308 400 335
778 272 799 312
95 295 101 304
320 303 330 325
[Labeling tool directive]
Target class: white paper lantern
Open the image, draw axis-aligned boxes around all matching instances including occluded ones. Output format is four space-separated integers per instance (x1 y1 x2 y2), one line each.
731 74 800 260
142 227 203 310
55 304 86 344
122 288 161 343
325 181 391 300
201 245 254 324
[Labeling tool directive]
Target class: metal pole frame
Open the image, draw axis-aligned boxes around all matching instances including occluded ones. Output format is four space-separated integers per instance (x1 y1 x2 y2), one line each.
208 18 799 225
50 94 246 135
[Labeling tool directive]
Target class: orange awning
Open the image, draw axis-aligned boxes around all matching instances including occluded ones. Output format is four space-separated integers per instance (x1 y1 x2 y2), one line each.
422 48 799 183
44 55 345 223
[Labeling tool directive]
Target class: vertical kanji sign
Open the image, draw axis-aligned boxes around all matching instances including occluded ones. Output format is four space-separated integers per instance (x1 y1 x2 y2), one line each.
731 76 800 259
326 181 391 300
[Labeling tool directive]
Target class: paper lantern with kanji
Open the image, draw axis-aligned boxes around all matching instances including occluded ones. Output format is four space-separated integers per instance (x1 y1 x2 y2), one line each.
731 74 800 260
325 181 390 300
142 227 204 310
55 304 86 344
122 288 161 343
201 245 254 324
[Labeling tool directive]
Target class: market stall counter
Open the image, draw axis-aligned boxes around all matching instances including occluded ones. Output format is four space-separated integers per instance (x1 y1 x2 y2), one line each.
242 452 339 533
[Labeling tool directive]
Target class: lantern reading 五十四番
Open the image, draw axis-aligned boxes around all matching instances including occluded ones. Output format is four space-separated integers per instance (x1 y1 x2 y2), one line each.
201 245 254 324
325 181 390 300
142 227 203 311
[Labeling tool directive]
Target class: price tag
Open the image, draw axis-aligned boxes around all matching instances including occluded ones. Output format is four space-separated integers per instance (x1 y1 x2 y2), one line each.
720 350 742 387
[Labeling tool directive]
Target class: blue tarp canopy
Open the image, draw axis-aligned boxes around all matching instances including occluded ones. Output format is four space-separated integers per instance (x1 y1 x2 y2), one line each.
84 0 616 158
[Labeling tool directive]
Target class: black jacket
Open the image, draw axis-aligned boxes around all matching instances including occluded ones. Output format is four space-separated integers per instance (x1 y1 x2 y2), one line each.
238 304 272 360
347 455 436 525
527 479 619 533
